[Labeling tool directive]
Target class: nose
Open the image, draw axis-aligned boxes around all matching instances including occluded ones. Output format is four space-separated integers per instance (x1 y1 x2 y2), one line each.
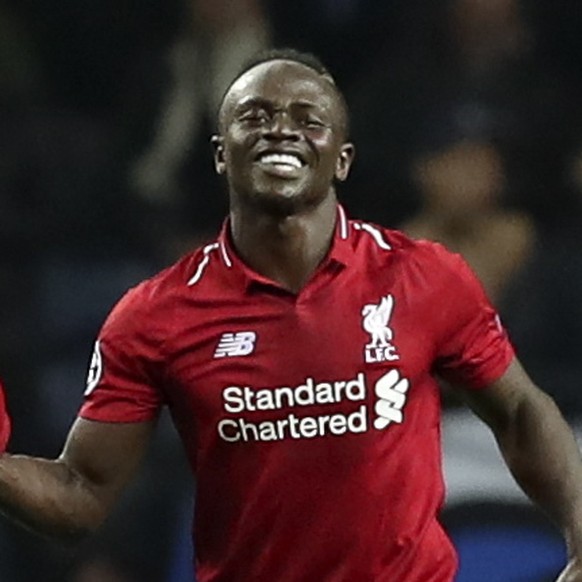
263 112 300 140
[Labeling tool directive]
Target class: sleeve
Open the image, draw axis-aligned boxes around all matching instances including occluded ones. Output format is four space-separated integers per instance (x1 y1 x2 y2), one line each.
78 284 166 423
433 248 515 389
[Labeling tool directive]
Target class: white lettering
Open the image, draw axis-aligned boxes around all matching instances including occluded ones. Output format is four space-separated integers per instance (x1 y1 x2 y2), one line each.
295 379 315 406
365 346 400 363
333 381 346 402
289 415 302 439
348 405 368 433
345 373 366 401
277 418 289 438
239 418 259 441
329 413 347 435
223 387 244 413
299 416 318 438
216 372 410 443
259 421 278 441
274 386 294 408
222 374 367 413
243 387 256 412
217 419 240 442
256 389 275 410
217 402 372 443
317 415 331 434
315 382 334 404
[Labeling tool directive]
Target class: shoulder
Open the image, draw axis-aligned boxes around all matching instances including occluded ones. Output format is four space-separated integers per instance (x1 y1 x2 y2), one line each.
103 244 214 334
350 218 463 274
349 220 482 303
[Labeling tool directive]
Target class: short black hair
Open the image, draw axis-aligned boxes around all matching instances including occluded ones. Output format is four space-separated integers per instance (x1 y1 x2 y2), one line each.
217 47 350 137
235 48 335 81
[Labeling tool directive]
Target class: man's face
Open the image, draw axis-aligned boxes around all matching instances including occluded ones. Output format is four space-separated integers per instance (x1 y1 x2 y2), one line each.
213 60 354 215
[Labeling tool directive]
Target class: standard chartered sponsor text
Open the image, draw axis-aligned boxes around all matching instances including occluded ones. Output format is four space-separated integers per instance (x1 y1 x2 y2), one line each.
218 373 368 442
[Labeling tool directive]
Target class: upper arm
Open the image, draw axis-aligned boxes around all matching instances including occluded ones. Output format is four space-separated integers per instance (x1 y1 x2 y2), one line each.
59 418 156 513
61 283 165 515
453 358 557 433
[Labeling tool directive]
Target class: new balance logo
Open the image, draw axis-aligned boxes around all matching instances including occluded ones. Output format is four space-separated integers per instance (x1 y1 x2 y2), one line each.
214 332 257 358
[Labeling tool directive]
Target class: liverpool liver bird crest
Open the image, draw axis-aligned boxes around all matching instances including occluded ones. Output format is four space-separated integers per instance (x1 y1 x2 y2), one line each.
362 295 394 348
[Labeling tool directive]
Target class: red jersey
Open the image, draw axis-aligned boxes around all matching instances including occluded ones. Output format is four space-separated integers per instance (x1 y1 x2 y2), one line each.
80 206 514 582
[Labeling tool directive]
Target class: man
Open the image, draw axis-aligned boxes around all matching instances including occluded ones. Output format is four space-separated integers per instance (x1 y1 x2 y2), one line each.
1 48 582 582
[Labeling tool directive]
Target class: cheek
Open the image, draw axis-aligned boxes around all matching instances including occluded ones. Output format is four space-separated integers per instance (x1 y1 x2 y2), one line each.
224 141 253 172
312 138 342 174
225 127 258 156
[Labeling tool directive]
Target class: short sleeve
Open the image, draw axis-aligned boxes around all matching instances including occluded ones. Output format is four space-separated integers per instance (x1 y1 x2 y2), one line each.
433 249 515 389
78 284 166 423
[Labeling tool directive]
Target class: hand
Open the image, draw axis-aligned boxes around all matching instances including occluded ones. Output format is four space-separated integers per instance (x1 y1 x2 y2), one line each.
556 558 582 582
0 380 11 452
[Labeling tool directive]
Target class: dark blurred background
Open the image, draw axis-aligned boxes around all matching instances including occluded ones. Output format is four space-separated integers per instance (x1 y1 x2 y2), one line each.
1 0 581 580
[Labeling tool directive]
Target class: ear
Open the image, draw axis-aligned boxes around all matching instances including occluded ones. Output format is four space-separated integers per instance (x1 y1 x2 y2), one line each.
211 134 226 175
335 143 355 182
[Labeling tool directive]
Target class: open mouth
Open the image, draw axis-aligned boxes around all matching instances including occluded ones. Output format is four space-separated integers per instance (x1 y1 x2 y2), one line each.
255 152 306 174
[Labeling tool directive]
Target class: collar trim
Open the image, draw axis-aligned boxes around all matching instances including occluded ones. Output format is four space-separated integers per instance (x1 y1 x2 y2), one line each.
216 204 355 290
218 239 233 268
338 204 349 240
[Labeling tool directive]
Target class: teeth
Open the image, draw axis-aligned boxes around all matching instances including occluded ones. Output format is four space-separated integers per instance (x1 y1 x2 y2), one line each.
259 153 302 168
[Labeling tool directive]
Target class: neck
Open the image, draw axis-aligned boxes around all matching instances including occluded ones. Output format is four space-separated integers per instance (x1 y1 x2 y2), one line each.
229 195 338 293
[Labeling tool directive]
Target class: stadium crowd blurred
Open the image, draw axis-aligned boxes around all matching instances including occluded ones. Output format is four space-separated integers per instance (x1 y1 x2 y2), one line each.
1 0 582 580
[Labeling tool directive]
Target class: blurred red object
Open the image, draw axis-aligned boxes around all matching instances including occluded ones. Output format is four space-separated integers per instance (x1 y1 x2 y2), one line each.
0 381 12 452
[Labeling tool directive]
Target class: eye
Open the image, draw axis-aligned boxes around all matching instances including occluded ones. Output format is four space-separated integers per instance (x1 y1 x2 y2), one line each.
301 116 327 129
239 110 269 125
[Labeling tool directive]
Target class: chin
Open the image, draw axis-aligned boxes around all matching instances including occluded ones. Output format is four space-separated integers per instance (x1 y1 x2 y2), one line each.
250 190 307 217
233 177 328 217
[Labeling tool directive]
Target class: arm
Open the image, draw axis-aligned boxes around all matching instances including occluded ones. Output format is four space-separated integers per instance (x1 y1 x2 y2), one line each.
0 417 155 542
0 277 168 542
455 358 582 580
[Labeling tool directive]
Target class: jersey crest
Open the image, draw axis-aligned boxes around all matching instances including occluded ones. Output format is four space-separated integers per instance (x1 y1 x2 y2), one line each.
362 294 400 363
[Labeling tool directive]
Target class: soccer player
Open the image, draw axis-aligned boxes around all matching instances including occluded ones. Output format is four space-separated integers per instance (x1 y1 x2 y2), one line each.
1 48 582 582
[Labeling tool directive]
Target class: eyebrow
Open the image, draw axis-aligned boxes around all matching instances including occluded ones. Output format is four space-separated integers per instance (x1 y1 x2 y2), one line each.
233 97 330 116
293 100 326 110
234 97 271 112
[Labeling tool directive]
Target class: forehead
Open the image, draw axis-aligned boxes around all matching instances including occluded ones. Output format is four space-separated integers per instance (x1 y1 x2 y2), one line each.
221 60 339 119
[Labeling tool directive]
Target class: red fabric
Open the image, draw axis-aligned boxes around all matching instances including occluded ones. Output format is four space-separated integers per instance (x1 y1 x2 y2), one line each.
79 210 514 582
0 381 12 452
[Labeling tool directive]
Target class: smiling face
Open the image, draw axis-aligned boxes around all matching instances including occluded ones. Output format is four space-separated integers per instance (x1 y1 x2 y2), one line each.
212 60 355 216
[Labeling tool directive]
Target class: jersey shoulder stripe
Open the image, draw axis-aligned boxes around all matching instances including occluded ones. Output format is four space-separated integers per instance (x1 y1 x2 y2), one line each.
187 243 221 286
352 221 392 250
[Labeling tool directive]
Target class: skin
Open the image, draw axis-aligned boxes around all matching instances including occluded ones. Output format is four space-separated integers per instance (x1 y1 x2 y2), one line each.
212 60 354 292
0 59 582 582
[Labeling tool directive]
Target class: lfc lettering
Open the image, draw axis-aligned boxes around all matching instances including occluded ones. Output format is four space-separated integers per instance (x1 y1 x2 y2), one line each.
364 345 399 363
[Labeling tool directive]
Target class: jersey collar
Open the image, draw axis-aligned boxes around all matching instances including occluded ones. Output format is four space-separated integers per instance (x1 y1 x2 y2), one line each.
217 204 355 291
